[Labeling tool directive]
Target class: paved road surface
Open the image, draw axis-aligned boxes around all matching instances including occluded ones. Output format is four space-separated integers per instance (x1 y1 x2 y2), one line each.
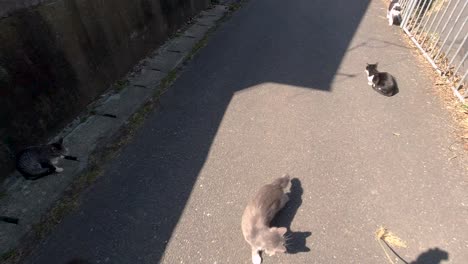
26 0 468 263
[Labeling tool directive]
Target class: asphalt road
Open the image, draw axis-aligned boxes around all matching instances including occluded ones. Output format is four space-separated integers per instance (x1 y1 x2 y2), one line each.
26 0 468 263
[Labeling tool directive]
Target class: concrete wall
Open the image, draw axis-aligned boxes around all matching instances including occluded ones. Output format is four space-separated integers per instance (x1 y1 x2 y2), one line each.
0 0 210 179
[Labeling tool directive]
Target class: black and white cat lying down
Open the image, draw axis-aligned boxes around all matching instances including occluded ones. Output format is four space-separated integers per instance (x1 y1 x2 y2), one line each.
365 63 399 97
16 138 78 180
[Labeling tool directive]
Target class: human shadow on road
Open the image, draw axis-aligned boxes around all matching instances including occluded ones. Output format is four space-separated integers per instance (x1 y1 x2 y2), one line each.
271 178 311 254
383 242 449 264
410 248 449 264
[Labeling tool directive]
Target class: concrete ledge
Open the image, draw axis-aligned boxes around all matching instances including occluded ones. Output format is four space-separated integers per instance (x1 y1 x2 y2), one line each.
128 69 166 88
143 50 188 73
184 24 212 40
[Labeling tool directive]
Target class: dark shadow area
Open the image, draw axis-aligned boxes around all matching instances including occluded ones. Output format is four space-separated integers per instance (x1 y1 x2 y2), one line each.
65 258 92 264
0 215 19 224
23 0 371 263
0 9 81 181
0 0 208 182
392 77 400 96
410 248 449 264
220 0 371 92
271 178 311 254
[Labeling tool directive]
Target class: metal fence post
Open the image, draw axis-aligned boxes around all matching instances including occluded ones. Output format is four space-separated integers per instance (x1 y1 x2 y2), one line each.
399 0 468 101
402 0 418 29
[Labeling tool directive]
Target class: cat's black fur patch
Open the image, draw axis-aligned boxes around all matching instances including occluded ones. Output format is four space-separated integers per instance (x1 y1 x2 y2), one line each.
365 63 399 97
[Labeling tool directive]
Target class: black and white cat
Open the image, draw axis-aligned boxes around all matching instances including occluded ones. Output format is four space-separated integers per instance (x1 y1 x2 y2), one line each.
241 175 290 264
15 138 69 180
387 0 402 26
365 63 399 97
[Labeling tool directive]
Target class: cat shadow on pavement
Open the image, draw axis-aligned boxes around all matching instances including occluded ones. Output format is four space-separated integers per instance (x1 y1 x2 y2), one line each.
271 178 311 254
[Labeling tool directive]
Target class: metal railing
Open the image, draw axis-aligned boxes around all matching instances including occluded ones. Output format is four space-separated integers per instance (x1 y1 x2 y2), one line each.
400 0 467 102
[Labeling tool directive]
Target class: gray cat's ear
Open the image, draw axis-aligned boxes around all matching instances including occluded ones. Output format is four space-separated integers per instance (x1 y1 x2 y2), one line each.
277 227 287 236
57 138 64 145
375 62 379 66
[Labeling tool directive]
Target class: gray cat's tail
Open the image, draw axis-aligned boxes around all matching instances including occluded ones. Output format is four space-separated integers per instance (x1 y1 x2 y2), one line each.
273 174 290 189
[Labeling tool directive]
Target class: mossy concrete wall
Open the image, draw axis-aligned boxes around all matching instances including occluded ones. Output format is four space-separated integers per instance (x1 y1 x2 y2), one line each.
0 0 210 180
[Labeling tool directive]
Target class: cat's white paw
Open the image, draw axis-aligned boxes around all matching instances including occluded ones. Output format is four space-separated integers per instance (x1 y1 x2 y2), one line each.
252 253 262 264
56 167 64 172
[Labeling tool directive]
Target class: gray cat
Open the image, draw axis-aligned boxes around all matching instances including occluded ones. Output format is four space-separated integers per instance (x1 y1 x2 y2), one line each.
15 138 68 180
241 175 290 264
